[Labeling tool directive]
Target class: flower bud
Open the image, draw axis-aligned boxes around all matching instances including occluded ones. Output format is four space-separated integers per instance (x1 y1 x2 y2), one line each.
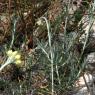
12 51 18 56
7 50 12 56
15 54 21 60
15 60 21 65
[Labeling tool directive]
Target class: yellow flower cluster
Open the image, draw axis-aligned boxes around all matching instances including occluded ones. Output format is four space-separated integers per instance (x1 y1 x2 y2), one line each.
0 50 21 72
7 50 21 64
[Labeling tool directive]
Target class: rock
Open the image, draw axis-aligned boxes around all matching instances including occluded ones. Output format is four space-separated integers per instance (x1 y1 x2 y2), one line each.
74 73 94 95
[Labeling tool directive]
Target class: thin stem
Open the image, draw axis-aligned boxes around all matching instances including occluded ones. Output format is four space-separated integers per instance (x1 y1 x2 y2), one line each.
40 17 54 95
77 1 95 77
10 17 19 49
0 57 14 72
0 59 10 71
56 64 61 85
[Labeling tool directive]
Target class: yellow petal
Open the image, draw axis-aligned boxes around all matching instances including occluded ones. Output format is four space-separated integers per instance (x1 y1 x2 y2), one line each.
15 60 21 64
15 54 21 59
12 51 18 56
7 50 13 56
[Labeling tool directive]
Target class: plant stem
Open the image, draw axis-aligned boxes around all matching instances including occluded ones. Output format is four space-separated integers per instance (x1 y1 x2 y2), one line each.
0 61 10 71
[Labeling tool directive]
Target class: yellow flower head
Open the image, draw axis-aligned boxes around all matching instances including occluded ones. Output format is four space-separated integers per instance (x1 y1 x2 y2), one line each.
7 50 13 56
12 51 18 56
6 50 21 65
15 60 22 65
0 50 22 71
15 54 21 60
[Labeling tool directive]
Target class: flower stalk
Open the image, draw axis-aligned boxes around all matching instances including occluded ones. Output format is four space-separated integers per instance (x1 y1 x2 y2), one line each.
0 50 21 72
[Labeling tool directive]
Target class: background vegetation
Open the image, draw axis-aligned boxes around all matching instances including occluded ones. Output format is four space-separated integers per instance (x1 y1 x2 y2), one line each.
0 0 95 95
